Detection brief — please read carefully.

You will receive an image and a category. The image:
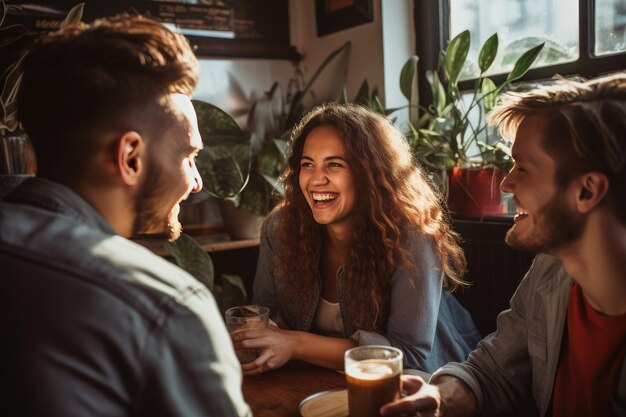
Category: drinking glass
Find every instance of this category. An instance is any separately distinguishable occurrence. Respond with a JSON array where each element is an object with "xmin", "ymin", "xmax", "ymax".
[
  {"xmin": 224, "ymin": 305, "xmax": 269, "ymax": 364},
  {"xmin": 344, "ymin": 345, "xmax": 403, "ymax": 417}
]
